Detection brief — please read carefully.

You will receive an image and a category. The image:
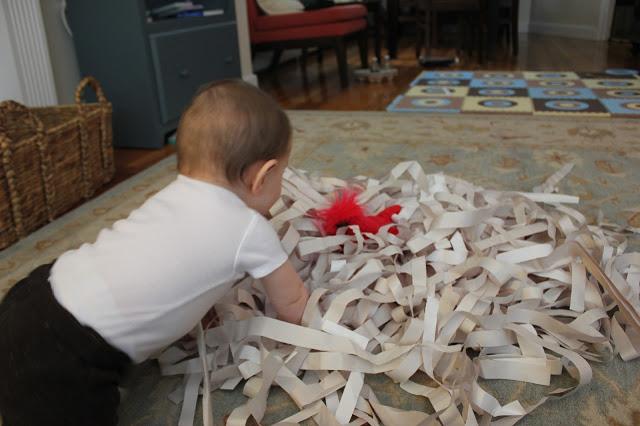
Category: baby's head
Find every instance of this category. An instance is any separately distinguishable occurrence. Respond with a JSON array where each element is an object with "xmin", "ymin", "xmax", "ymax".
[{"xmin": 177, "ymin": 80, "xmax": 291, "ymax": 215}]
